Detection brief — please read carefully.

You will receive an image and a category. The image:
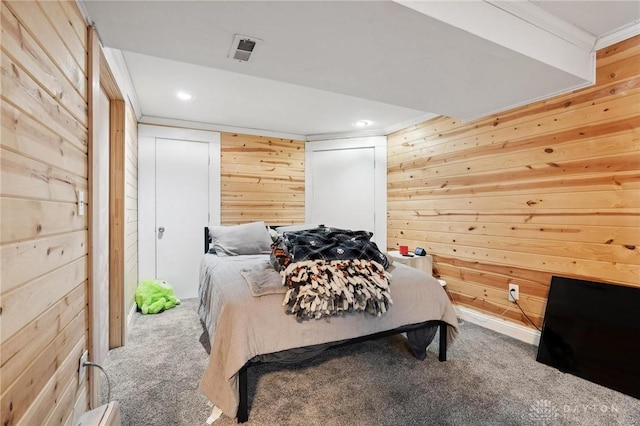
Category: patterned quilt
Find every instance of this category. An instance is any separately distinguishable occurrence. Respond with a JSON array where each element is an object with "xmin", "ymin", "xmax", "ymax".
[
  {"xmin": 271, "ymin": 227, "xmax": 392, "ymax": 320},
  {"xmin": 282, "ymin": 259, "xmax": 392, "ymax": 320}
]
